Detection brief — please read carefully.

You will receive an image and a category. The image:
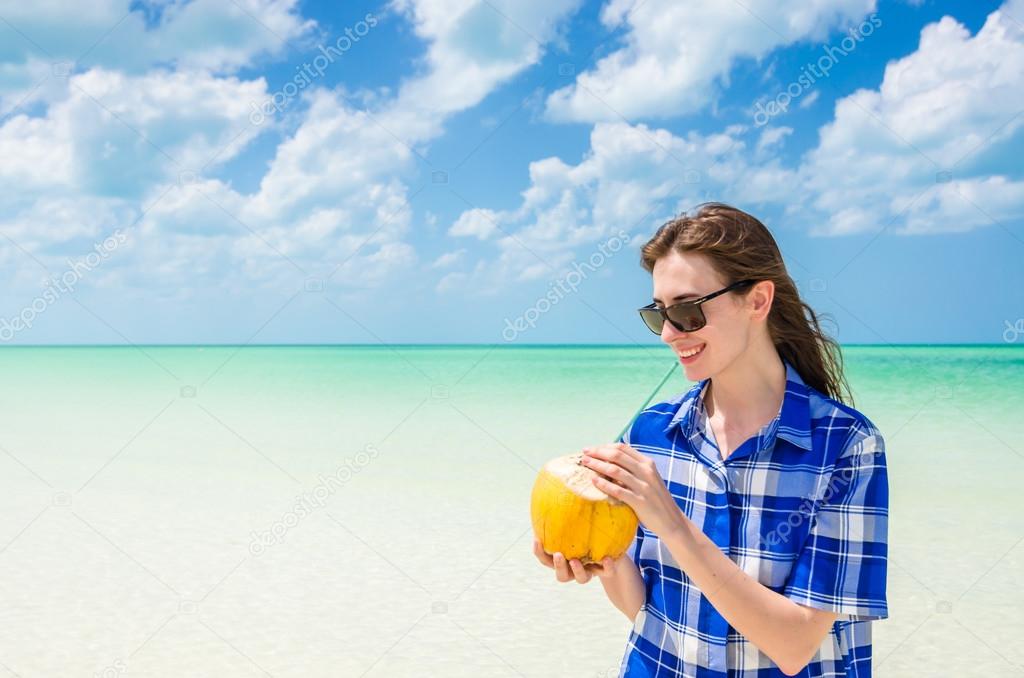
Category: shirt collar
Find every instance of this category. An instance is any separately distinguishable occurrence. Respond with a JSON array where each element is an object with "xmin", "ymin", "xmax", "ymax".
[{"xmin": 663, "ymin": 359, "xmax": 813, "ymax": 453}]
